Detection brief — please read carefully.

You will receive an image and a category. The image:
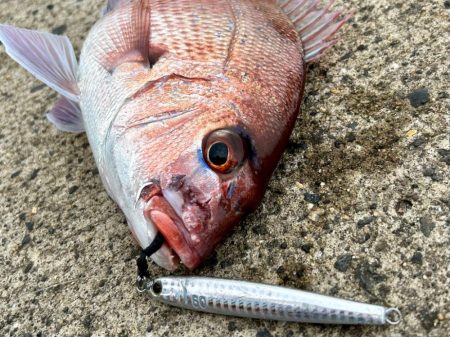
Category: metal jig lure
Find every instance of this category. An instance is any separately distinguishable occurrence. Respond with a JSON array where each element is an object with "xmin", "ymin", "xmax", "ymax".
[{"xmin": 137, "ymin": 276, "xmax": 402, "ymax": 325}]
